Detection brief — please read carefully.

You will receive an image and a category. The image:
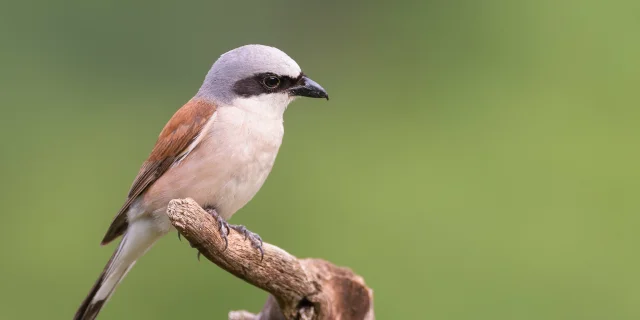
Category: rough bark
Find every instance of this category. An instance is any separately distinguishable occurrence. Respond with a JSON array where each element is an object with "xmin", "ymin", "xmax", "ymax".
[{"xmin": 166, "ymin": 198, "xmax": 374, "ymax": 320}]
